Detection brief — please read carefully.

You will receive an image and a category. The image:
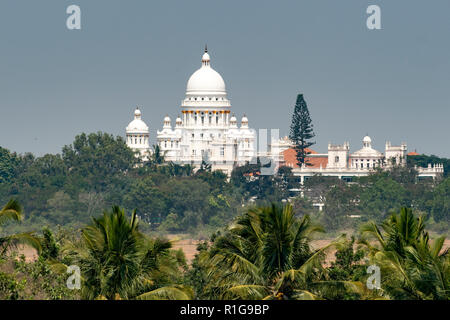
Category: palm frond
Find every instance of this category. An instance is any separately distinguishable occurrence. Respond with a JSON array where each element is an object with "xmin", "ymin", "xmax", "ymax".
[
  {"xmin": 137, "ymin": 286, "xmax": 194, "ymax": 300},
  {"xmin": 0, "ymin": 199, "xmax": 22, "ymax": 226}
]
